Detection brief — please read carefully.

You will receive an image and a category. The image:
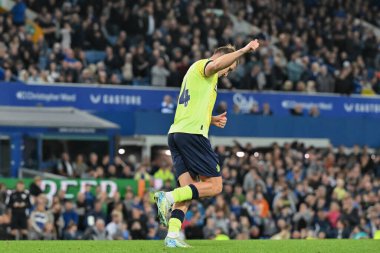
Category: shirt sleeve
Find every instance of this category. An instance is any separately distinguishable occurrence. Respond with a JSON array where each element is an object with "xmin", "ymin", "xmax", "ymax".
[{"xmin": 196, "ymin": 59, "xmax": 213, "ymax": 78}]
